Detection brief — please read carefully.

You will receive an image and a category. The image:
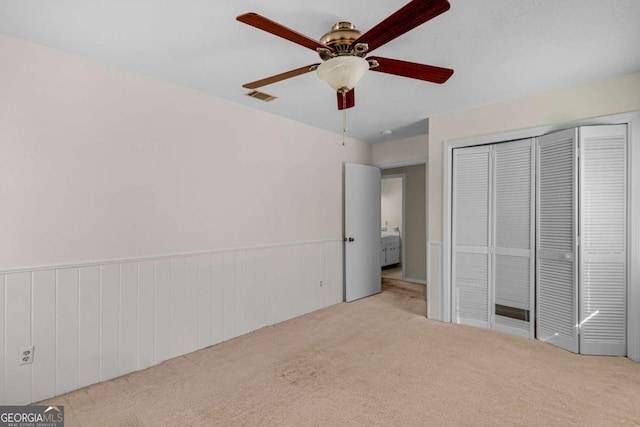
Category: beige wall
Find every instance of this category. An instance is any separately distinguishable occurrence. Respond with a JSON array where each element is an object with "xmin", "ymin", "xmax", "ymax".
[
  {"xmin": 428, "ymin": 71, "xmax": 640, "ymax": 242},
  {"xmin": 373, "ymin": 134, "xmax": 429, "ymax": 283},
  {"xmin": 381, "ymin": 177, "xmax": 403, "ymax": 233},
  {"xmin": 0, "ymin": 35, "xmax": 371, "ymax": 269},
  {"xmin": 372, "ymin": 135, "xmax": 427, "ymax": 166},
  {"xmin": 382, "ymin": 165, "xmax": 426, "ymax": 281}
]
